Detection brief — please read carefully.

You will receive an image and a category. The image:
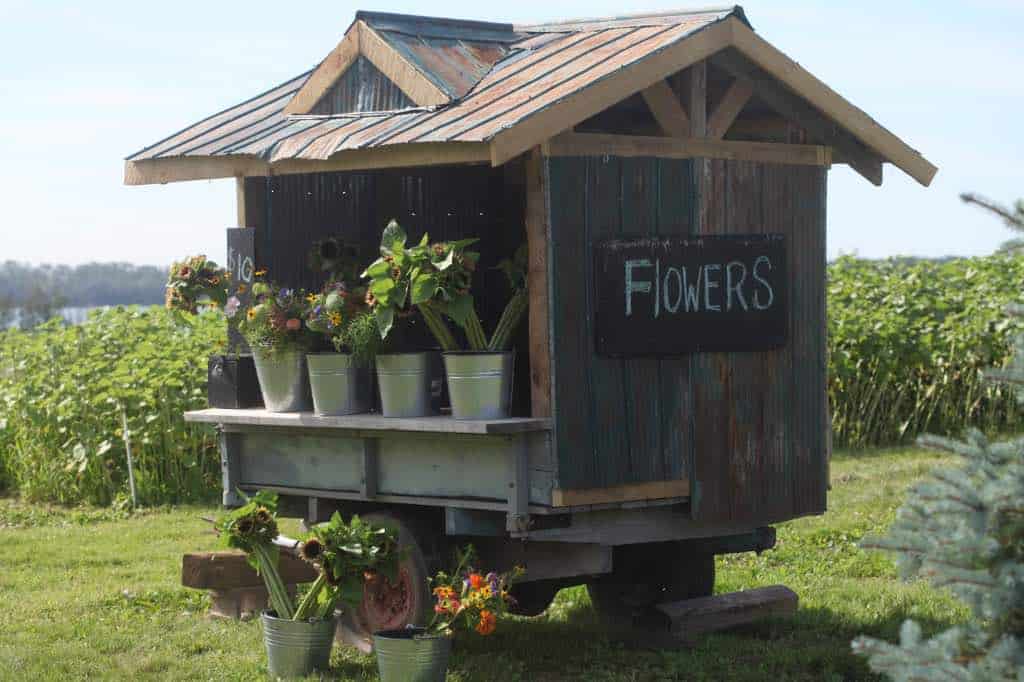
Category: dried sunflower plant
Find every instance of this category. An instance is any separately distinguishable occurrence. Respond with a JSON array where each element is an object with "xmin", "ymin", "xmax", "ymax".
[{"xmin": 214, "ymin": 491, "xmax": 400, "ymax": 622}]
